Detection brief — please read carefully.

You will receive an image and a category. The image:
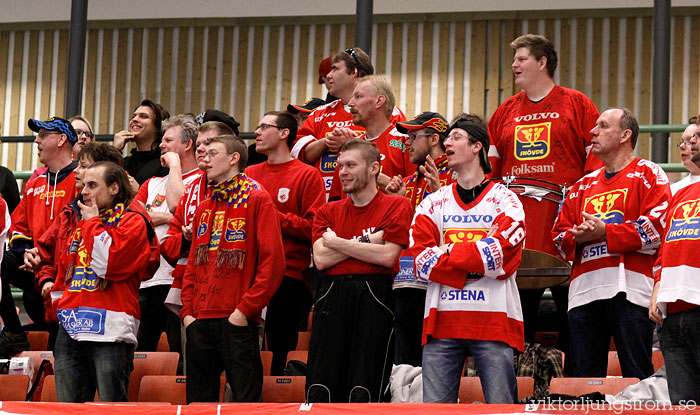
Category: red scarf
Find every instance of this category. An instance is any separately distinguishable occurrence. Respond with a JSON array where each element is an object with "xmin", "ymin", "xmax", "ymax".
[{"xmin": 193, "ymin": 173, "xmax": 253, "ymax": 270}]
